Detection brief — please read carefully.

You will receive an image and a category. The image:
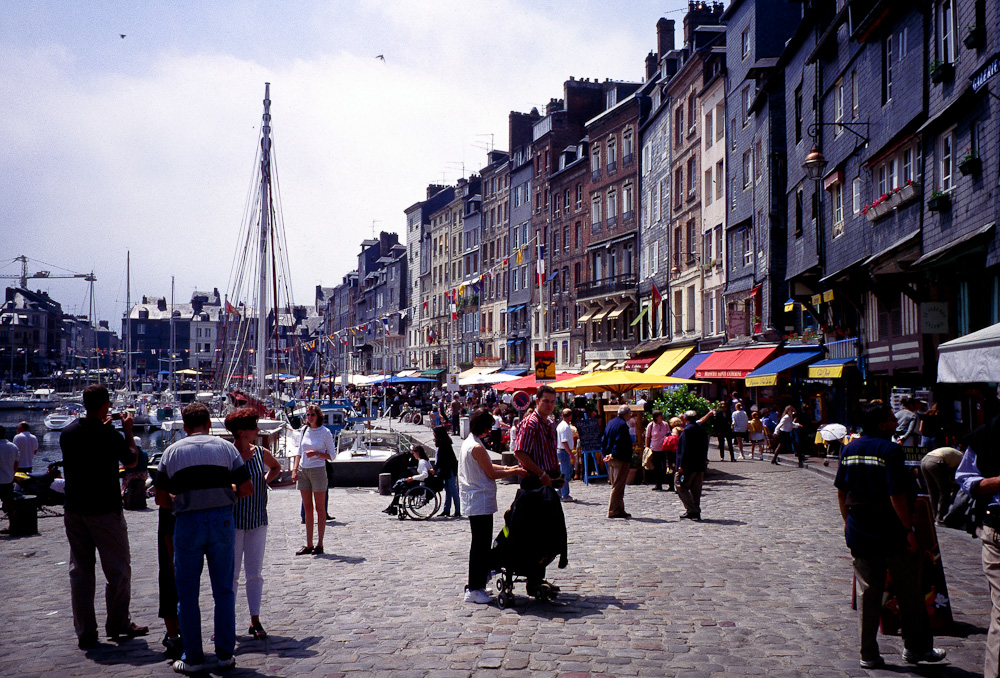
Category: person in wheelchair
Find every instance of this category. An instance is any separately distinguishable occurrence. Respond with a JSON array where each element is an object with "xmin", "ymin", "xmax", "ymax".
[{"xmin": 383, "ymin": 445, "xmax": 433, "ymax": 515}]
